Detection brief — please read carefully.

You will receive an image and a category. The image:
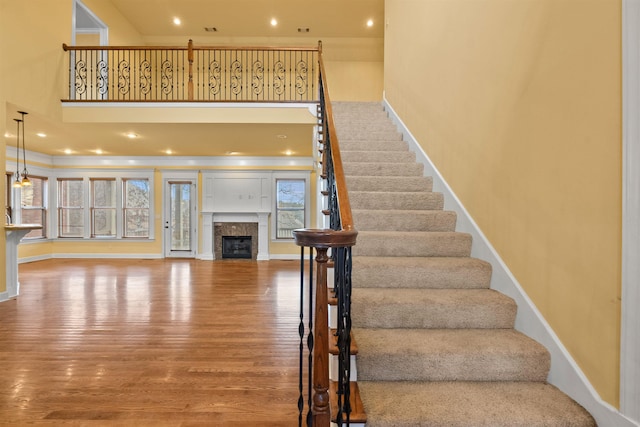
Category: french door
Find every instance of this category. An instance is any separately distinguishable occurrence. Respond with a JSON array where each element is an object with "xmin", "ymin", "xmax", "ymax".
[{"xmin": 164, "ymin": 178, "xmax": 197, "ymax": 258}]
